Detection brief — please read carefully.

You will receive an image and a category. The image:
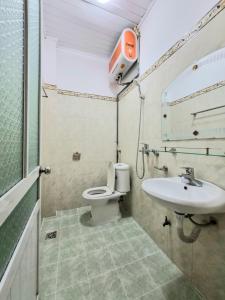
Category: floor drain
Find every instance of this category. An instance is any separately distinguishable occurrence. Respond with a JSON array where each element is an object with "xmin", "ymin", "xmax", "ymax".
[{"xmin": 45, "ymin": 231, "xmax": 57, "ymax": 240}]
